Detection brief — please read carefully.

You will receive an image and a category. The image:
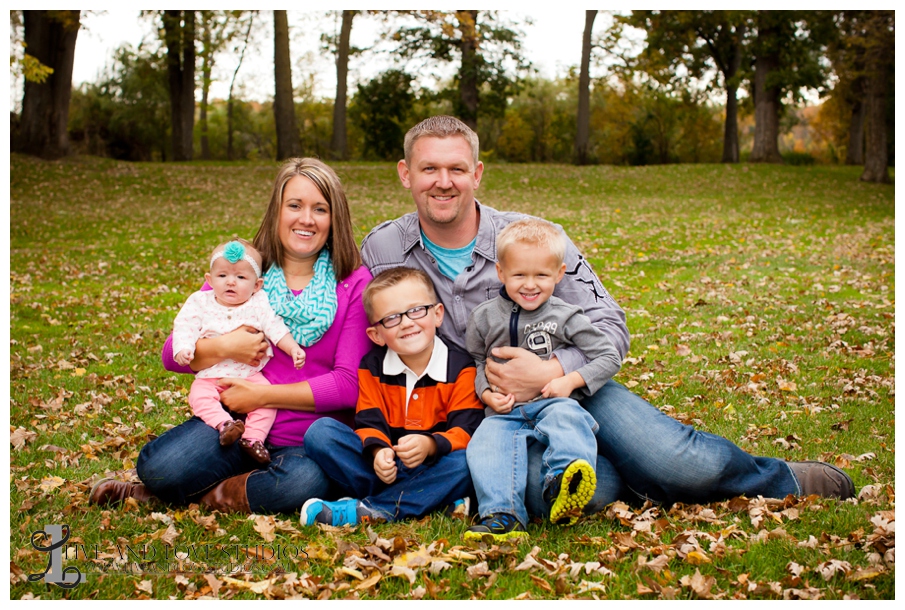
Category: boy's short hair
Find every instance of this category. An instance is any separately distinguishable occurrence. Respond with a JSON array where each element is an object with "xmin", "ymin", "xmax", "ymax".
[
  {"xmin": 363, "ymin": 267, "xmax": 439, "ymax": 323},
  {"xmin": 211, "ymin": 237, "xmax": 263, "ymax": 269},
  {"xmin": 496, "ymin": 218, "xmax": 566, "ymax": 266},
  {"xmin": 404, "ymin": 115, "xmax": 479, "ymax": 166}
]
